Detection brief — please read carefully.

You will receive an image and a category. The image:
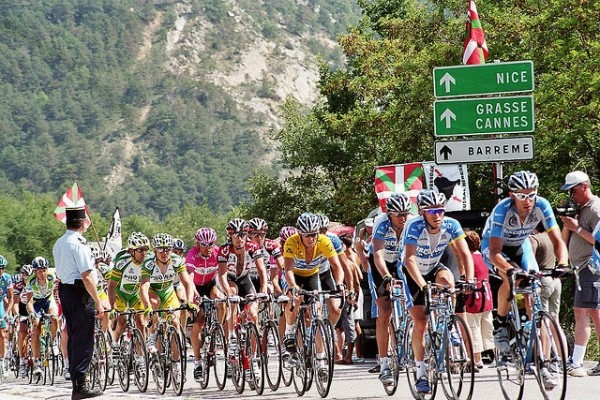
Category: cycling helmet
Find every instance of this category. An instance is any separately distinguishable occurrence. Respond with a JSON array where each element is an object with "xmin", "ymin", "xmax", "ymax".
[
  {"xmin": 248, "ymin": 217, "xmax": 269, "ymax": 232},
  {"xmin": 317, "ymin": 214, "xmax": 330, "ymax": 230},
  {"xmin": 296, "ymin": 212, "xmax": 320, "ymax": 234},
  {"xmin": 195, "ymin": 227, "xmax": 217, "ymax": 245},
  {"xmin": 173, "ymin": 238, "xmax": 187, "ymax": 251},
  {"xmin": 0, "ymin": 255, "xmax": 7, "ymax": 268},
  {"xmin": 32, "ymin": 256, "xmax": 50, "ymax": 270},
  {"xmin": 226, "ymin": 218, "xmax": 249, "ymax": 235},
  {"xmin": 152, "ymin": 233, "xmax": 173, "ymax": 248},
  {"xmin": 128, "ymin": 231, "xmax": 150, "ymax": 250},
  {"xmin": 386, "ymin": 193, "xmax": 412, "ymax": 213},
  {"xmin": 508, "ymin": 170, "xmax": 539, "ymax": 192},
  {"xmin": 416, "ymin": 189, "xmax": 447, "ymax": 209},
  {"xmin": 21, "ymin": 264, "xmax": 33, "ymax": 276},
  {"xmin": 279, "ymin": 226, "xmax": 297, "ymax": 242}
]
